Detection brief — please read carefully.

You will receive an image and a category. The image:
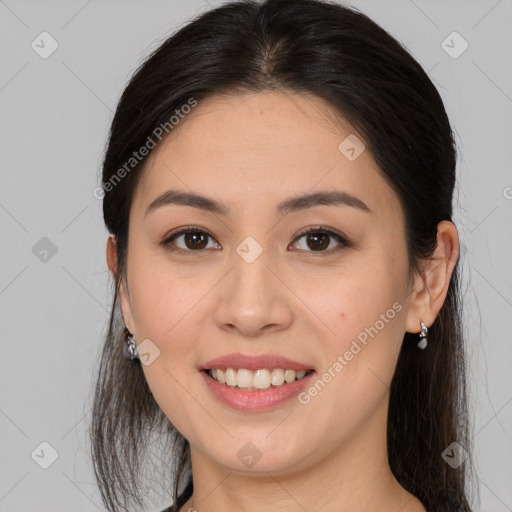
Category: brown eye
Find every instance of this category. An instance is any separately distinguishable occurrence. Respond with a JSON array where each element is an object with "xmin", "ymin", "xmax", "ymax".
[
  {"xmin": 181, "ymin": 231, "xmax": 209, "ymax": 250},
  {"xmin": 161, "ymin": 228, "xmax": 219, "ymax": 255},
  {"xmin": 304, "ymin": 232, "xmax": 330, "ymax": 251},
  {"xmin": 160, "ymin": 225, "xmax": 351, "ymax": 256},
  {"xmin": 291, "ymin": 227, "xmax": 351, "ymax": 253}
]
